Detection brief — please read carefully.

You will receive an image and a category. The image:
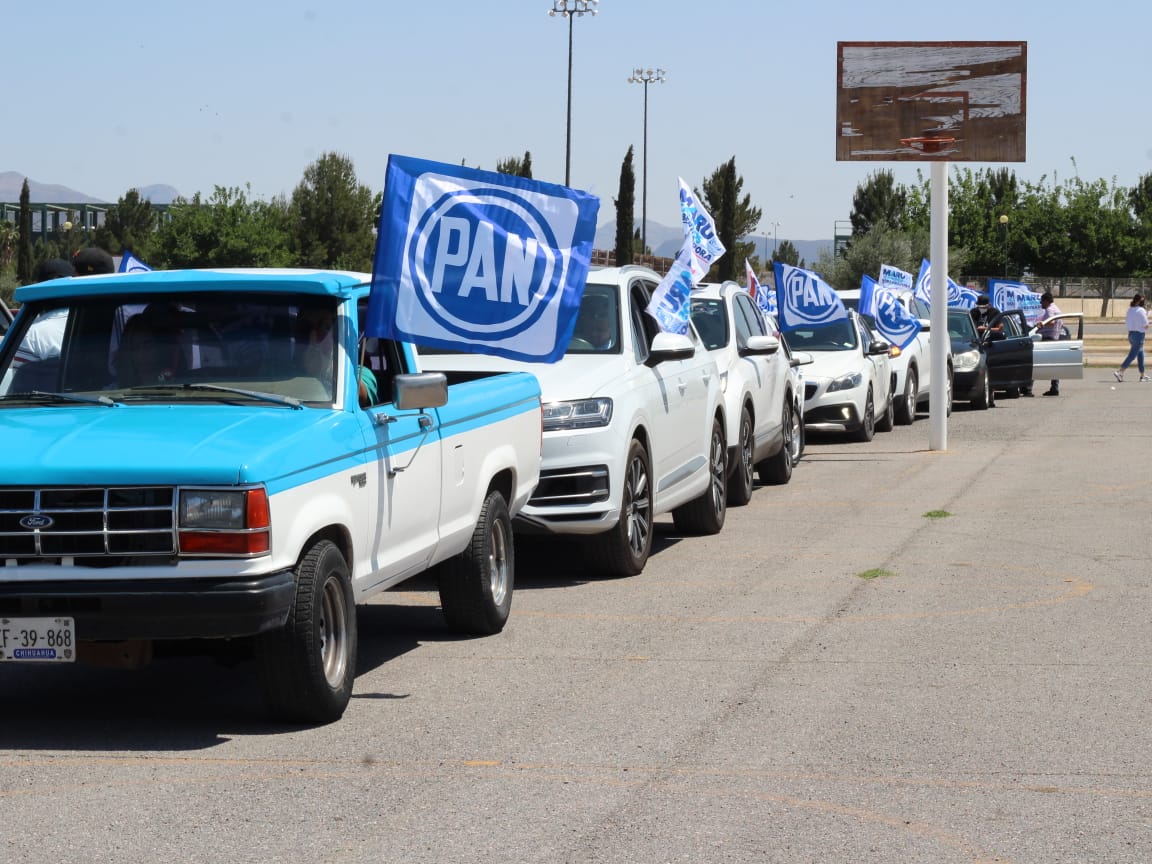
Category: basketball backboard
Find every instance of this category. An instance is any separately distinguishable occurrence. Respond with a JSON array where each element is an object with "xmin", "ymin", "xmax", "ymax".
[{"xmin": 836, "ymin": 41, "xmax": 1027, "ymax": 162}]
